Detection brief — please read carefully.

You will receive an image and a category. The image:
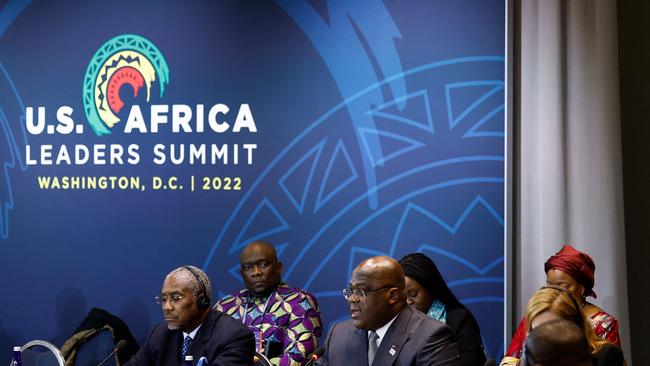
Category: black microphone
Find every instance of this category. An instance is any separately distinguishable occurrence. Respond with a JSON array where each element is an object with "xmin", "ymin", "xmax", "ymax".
[
  {"xmin": 96, "ymin": 339, "xmax": 127, "ymax": 366},
  {"xmin": 304, "ymin": 347, "xmax": 325, "ymax": 366}
]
